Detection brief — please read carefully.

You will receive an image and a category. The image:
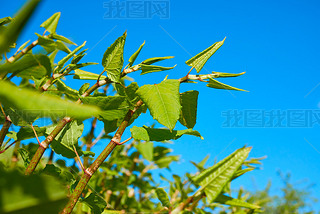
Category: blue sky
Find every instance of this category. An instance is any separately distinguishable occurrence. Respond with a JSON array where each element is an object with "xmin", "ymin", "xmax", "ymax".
[{"xmin": 2, "ymin": 0, "xmax": 320, "ymax": 210}]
